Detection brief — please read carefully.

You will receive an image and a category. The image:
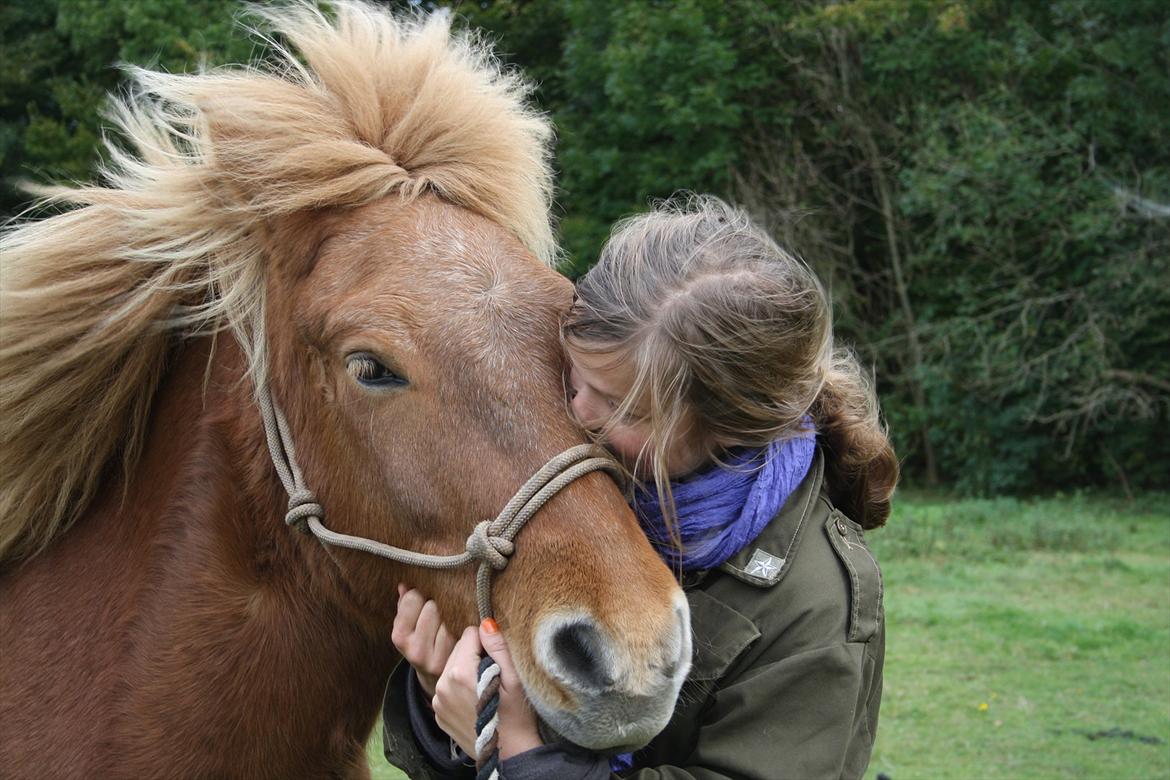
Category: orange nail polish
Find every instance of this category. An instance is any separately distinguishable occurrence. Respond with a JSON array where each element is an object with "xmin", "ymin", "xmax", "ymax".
[{"xmin": 481, "ymin": 617, "xmax": 499, "ymax": 634}]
